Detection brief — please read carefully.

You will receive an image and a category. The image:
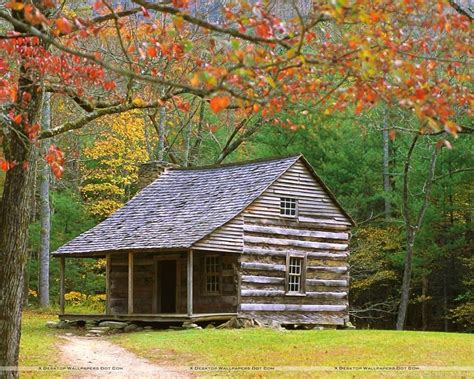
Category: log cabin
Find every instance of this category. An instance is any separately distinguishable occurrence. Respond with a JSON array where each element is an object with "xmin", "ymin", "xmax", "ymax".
[{"xmin": 53, "ymin": 155, "xmax": 354, "ymax": 326}]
